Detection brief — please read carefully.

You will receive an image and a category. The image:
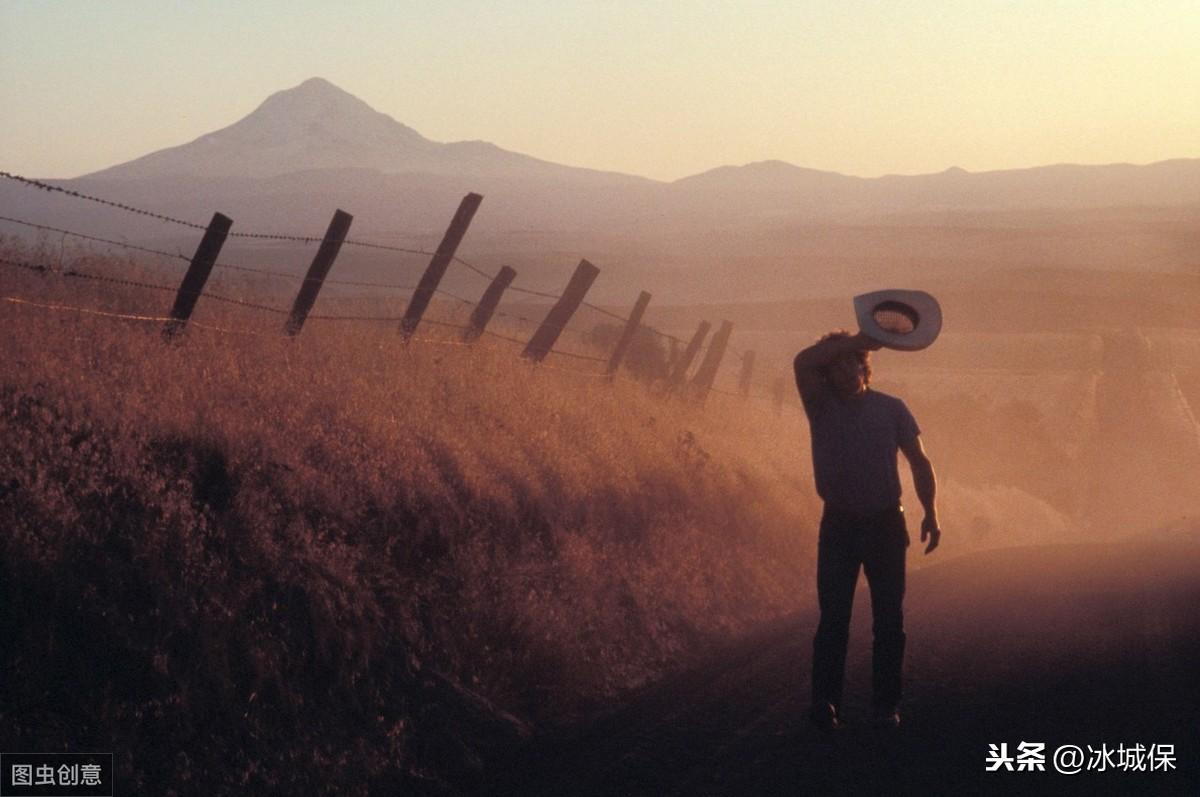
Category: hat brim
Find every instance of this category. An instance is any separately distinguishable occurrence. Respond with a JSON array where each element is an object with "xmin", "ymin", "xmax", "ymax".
[{"xmin": 853, "ymin": 289, "xmax": 942, "ymax": 351}]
